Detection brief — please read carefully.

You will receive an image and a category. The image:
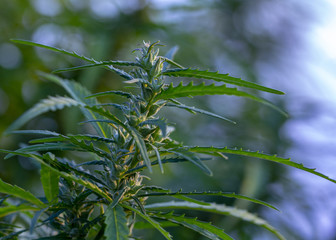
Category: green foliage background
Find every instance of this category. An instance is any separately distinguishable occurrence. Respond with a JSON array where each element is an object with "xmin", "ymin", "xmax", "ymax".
[{"xmin": 0, "ymin": 1, "xmax": 332, "ymax": 239}]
